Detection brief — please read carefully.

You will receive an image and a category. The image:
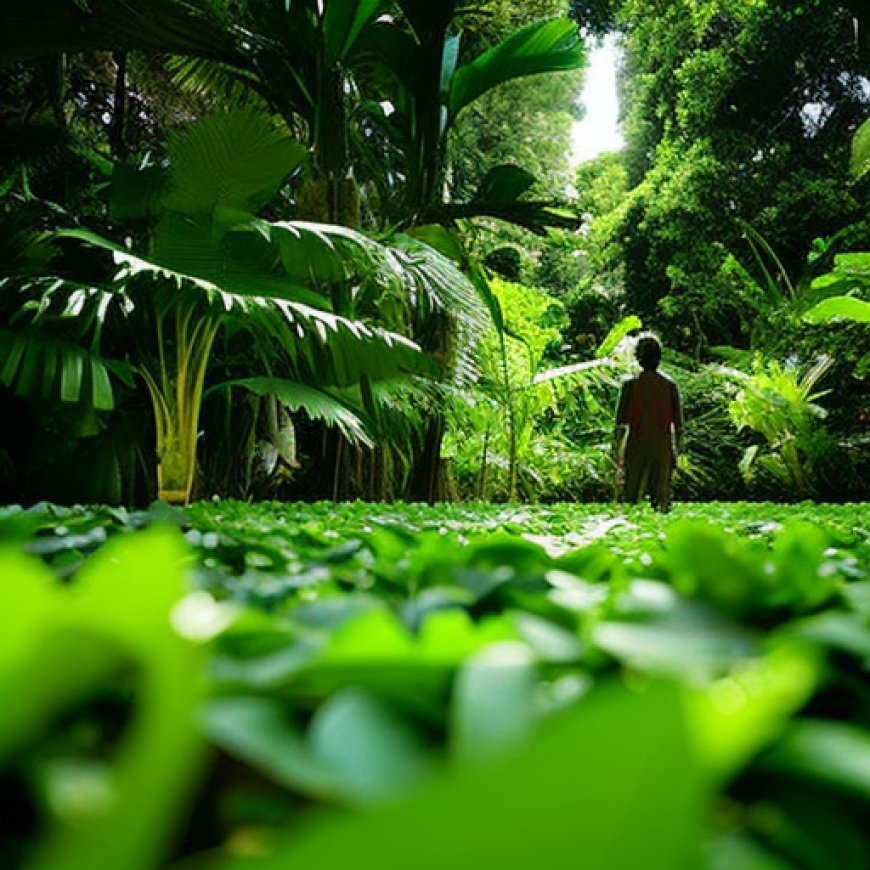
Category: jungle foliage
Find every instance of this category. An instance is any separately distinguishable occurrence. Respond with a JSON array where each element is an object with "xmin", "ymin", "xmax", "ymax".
[
  {"xmin": 1, "ymin": 498, "xmax": 869, "ymax": 868},
  {"xmin": 1, "ymin": 0, "xmax": 869, "ymax": 506}
]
